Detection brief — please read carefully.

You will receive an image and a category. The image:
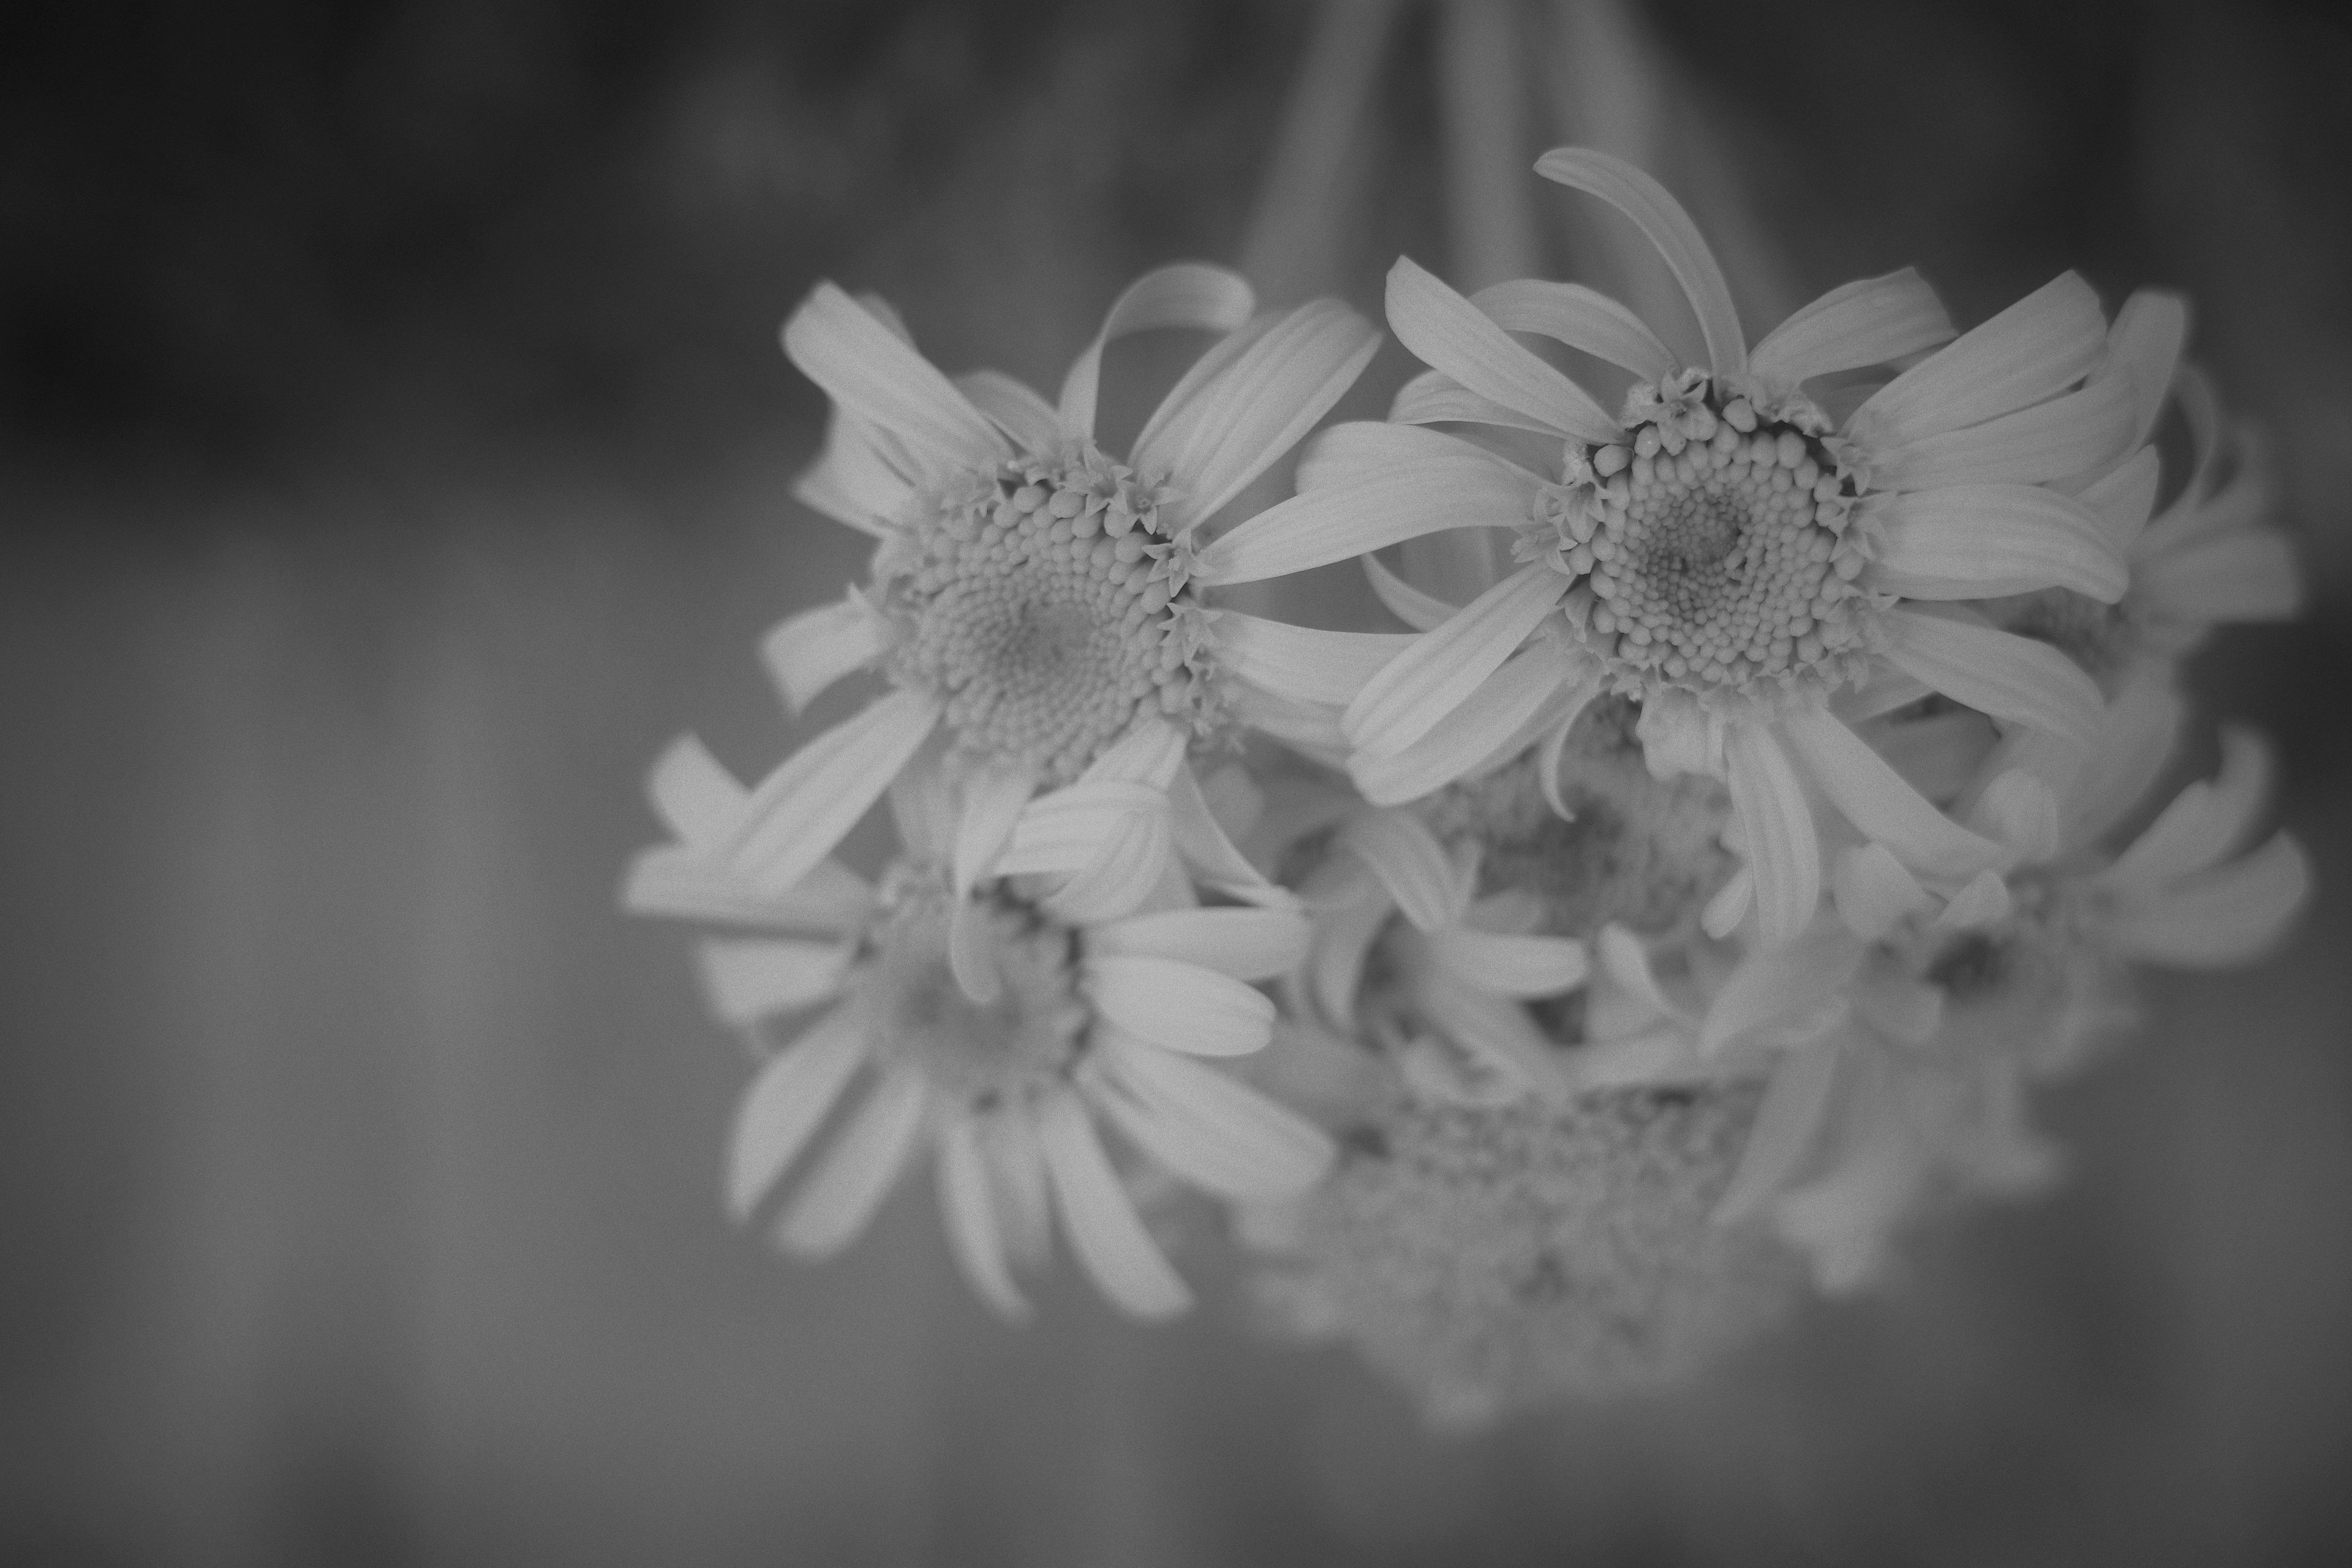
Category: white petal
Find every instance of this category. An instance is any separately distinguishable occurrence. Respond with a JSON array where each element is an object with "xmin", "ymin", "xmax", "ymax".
[
  {"xmin": 956, "ymin": 369, "xmax": 1063, "ymax": 453},
  {"xmin": 698, "ymin": 937, "xmax": 857, "ymax": 1027},
  {"xmin": 1724, "ymin": 720, "xmax": 1822, "ymax": 949},
  {"xmin": 2207, "ymin": 726, "xmax": 2278, "ymax": 863},
  {"xmin": 1832, "ymin": 668, "xmax": 1935, "ymax": 726},
  {"xmin": 1882, "ymin": 606, "xmax": 2101, "ymax": 741},
  {"xmin": 1166, "ymin": 761, "xmax": 1288, "ymax": 907},
  {"xmin": 1596, "ymin": 924, "xmax": 1678, "ymax": 1021},
  {"xmin": 1934, "ymin": 868, "xmax": 2015, "ymax": 930},
  {"xmin": 998, "ymin": 780, "xmax": 1168, "ymax": 878},
  {"xmin": 1470, "ymin": 277, "xmax": 1678, "ymax": 382},
  {"xmin": 2079, "ymin": 445, "xmax": 2161, "ymax": 553},
  {"xmin": 780, "ymin": 282, "xmax": 1006, "ymax": 480},
  {"xmin": 1712, "ymin": 1040, "xmax": 1844, "ymax": 1223},
  {"xmin": 1191, "ymin": 445, "xmax": 1531, "ymax": 587},
  {"xmin": 1058, "ymin": 262, "xmax": 1256, "ymax": 439},
  {"xmin": 953, "ymin": 764, "xmax": 1038, "ymax": 897},
  {"xmin": 760, "ymin": 597, "xmax": 889, "ymax": 716},
  {"xmin": 1227, "ymin": 684, "xmax": 1351, "ymax": 760},
  {"xmin": 1136, "ymin": 298, "xmax": 1382, "ymax": 532},
  {"xmin": 1866, "ymin": 484, "xmax": 2127, "ymax": 603},
  {"xmin": 646, "ymin": 733, "xmax": 749, "ymax": 846},
  {"xmin": 1700, "ymin": 930, "xmax": 1861, "ymax": 1056},
  {"xmin": 1870, "ymin": 372, "xmax": 2135, "ymax": 492},
  {"xmin": 1964, "ymin": 769, "xmax": 2060, "ymax": 864},
  {"xmin": 1747, "ymin": 269, "xmax": 1955, "ymax": 393},
  {"xmin": 1343, "ymin": 565, "xmax": 1566, "ymax": 757},
  {"xmin": 1091, "ymin": 907, "xmax": 1311, "ymax": 980},
  {"xmin": 1296, "ymin": 418, "xmax": 1538, "ymax": 489},
  {"xmin": 731, "ymin": 691, "xmax": 943, "ymax": 892},
  {"xmin": 982, "ymin": 1102, "xmax": 1052, "ymax": 1267},
  {"xmin": 2065, "ymin": 674, "xmax": 2182, "ymax": 850},
  {"xmin": 1087, "ymin": 956, "xmax": 1275, "ymax": 1057},
  {"xmin": 1779, "ymin": 709, "xmax": 2006, "ymax": 879},
  {"xmin": 1829, "ymin": 843, "xmax": 1932, "ymax": 941},
  {"xmin": 1036, "ymin": 1093, "xmax": 1193, "ymax": 1318},
  {"xmin": 936, "ymin": 1118, "xmax": 1030, "ymax": 1321},
  {"xmin": 1849, "ymin": 271, "xmax": 2106, "ymax": 447},
  {"xmin": 885, "ymin": 756, "xmax": 958, "ymax": 861},
  {"xmin": 793, "ymin": 407, "xmax": 914, "ymax": 534},
  {"xmin": 2136, "ymin": 530, "xmax": 2303, "ymax": 624},
  {"xmin": 1412, "ymin": 976, "xmax": 1566, "ymax": 1090},
  {"xmin": 1337, "ymin": 807, "xmax": 1468, "ymax": 931},
  {"xmin": 2106, "ymin": 288, "xmax": 2189, "ymax": 453},
  {"xmin": 724, "ymin": 1005, "xmax": 869, "ymax": 1219},
  {"xmin": 1349, "ymin": 644, "xmax": 1590, "ymax": 805},
  {"xmin": 1212, "ymin": 612, "xmax": 1417, "ymax": 708},
  {"xmin": 1037, "ymin": 804, "xmax": 1175, "ymax": 927},
  {"xmin": 1701, "ymin": 868, "xmax": 1752, "ymax": 940},
  {"xmin": 1866, "ymin": 709, "xmax": 2000, "ymax": 804},
  {"xmin": 620, "ymin": 846, "xmax": 872, "ymax": 932},
  {"xmin": 1534, "ymin": 147, "xmax": 1746, "ymax": 380},
  {"xmin": 1383, "ymin": 256, "xmax": 1619, "ymax": 443},
  {"xmin": 1423, "ymin": 927, "xmax": 1588, "ymax": 998},
  {"xmin": 772, "ymin": 1069, "xmax": 929, "ymax": 1257},
  {"xmin": 1093, "ymin": 1037, "xmax": 1335, "ymax": 1199},
  {"xmin": 1363, "ymin": 550, "xmax": 1463, "ymax": 631},
  {"xmin": 1306, "ymin": 873, "xmax": 1392, "ymax": 1027},
  {"xmin": 2108, "ymin": 834, "xmax": 2310, "ymax": 969},
  {"xmin": 1388, "ymin": 369, "xmax": 1564, "ymax": 435},
  {"xmin": 1076, "ymin": 717, "xmax": 1189, "ymax": 789}
]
